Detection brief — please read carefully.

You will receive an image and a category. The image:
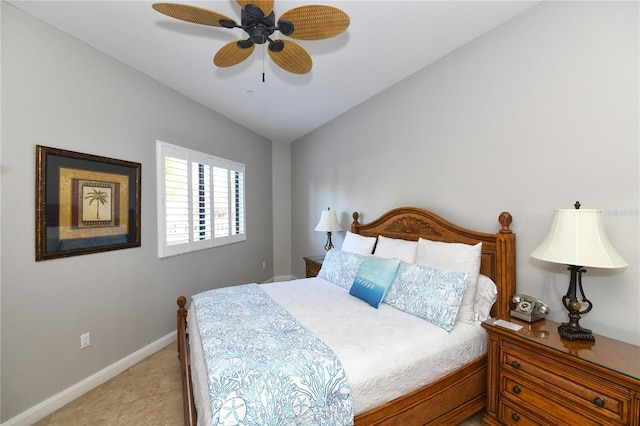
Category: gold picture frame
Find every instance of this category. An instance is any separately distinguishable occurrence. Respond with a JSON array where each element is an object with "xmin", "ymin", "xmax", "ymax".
[{"xmin": 36, "ymin": 145, "xmax": 141, "ymax": 260}]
